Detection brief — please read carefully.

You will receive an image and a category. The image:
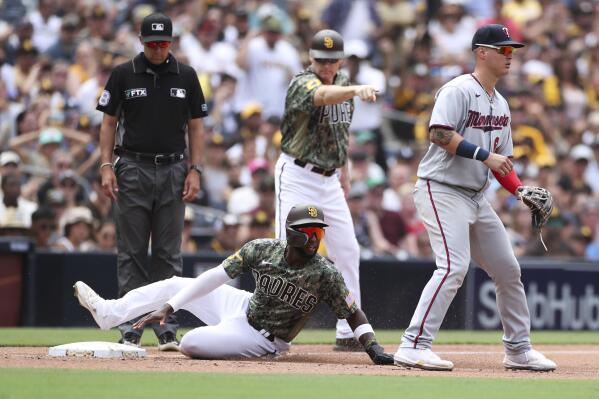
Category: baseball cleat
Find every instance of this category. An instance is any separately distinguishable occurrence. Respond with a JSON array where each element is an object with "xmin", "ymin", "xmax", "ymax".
[
  {"xmin": 393, "ymin": 347, "xmax": 454, "ymax": 371},
  {"xmin": 119, "ymin": 333, "xmax": 141, "ymax": 348},
  {"xmin": 157, "ymin": 332, "xmax": 180, "ymax": 352},
  {"xmin": 503, "ymin": 349, "xmax": 556, "ymax": 371},
  {"xmin": 73, "ymin": 281, "xmax": 109, "ymax": 330}
]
